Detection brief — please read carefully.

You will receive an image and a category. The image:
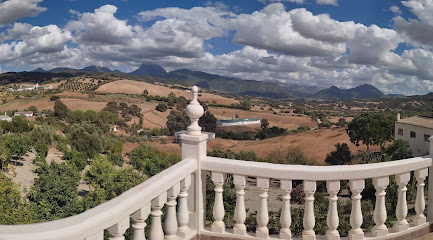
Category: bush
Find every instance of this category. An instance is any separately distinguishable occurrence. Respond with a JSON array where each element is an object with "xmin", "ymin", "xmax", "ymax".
[
  {"xmin": 107, "ymin": 153, "xmax": 124, "ymax": 166},
  {"xmin": 325, "ymin": 143, "xmax": 352, "ymax": 165},
  {"xmin": 155, "ymin": 103, "xmax": 168, "ymax": 112}
]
